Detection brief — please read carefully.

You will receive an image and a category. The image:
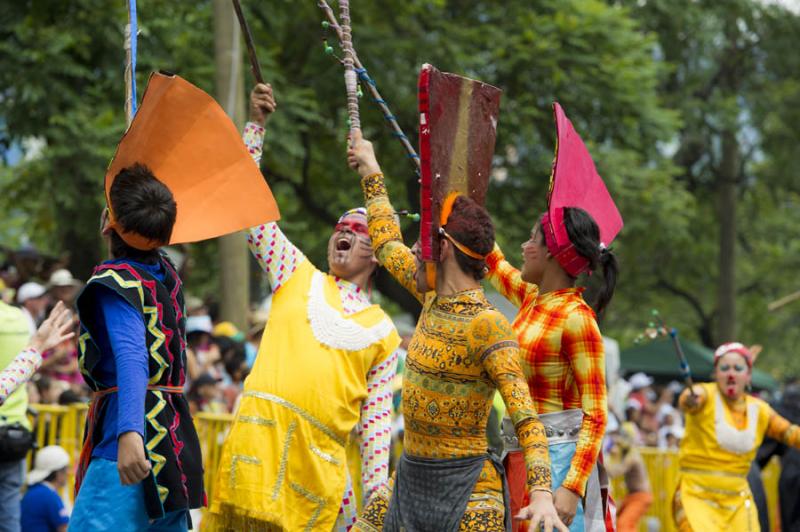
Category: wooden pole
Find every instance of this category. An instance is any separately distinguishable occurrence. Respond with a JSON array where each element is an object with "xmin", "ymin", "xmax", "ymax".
[
  {"xmin": 214, "ymin": 0, "xmax": 249, "ymax": 331},
  {"xmin": 231, "ymin": 0, "xmax": 264, "ymax": 84}
]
